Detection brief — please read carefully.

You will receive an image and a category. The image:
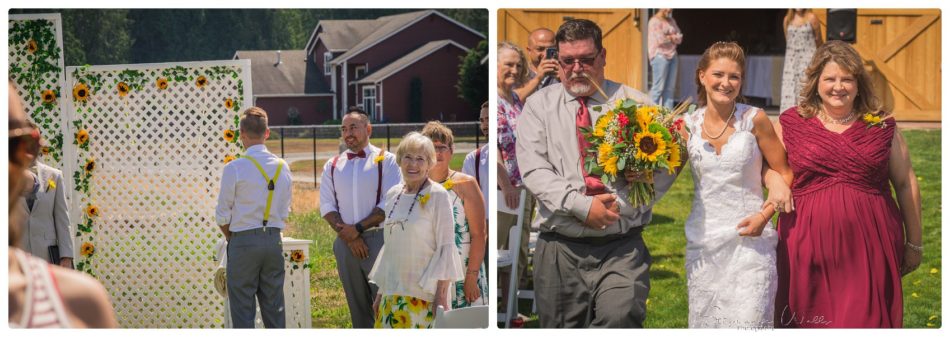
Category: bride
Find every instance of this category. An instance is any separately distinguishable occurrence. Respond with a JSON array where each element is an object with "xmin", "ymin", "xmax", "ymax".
[{"xmin": 680, "ymin": 42, "xmax": 793, "ymax": 328}]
